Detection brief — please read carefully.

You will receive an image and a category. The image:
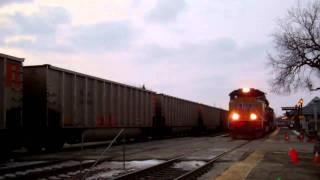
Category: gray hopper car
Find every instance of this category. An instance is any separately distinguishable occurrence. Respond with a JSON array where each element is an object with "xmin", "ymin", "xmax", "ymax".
[
  {"xmin": 154, "ymin": 94, "xmax": 227, "ymax": 134},
  {"xmin": 0, "ymin": 54, "xmax": 24, "ymax": 153},
  {"xmin": 0, "ymin": 53, "xmax": 228, "ymax": 152},
  {"xmin": 200, "ymin": 104, "xmax": 224, "ymax": 131},
  {"xmin": 156, "ymin": 94, "xmax": 203, "ymax": 134},
  {"xmin": 22, "ymin": 64, "xmax": 227, "ymax": 151},
  {"xmin": 155, "ymin": 94, "xmax": 199, "ymax": 134},
  {"xmin": 23, "ymin": 64, "xmax": 157, "ymax": 150}
]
